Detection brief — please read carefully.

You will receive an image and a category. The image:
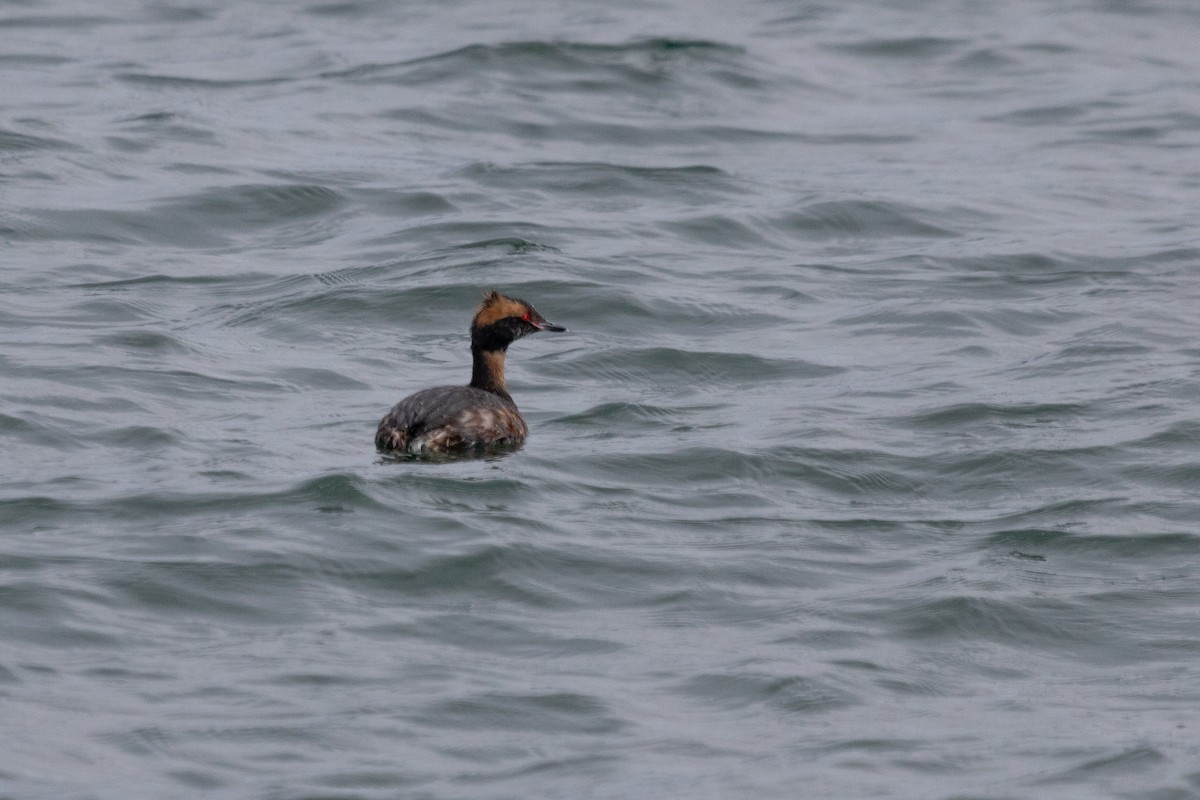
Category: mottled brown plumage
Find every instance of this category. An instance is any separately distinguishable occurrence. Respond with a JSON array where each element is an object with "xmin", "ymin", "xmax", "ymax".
[{"xmin": 376, "ymin": 291, "xmax": 565, "ymax": 454}]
